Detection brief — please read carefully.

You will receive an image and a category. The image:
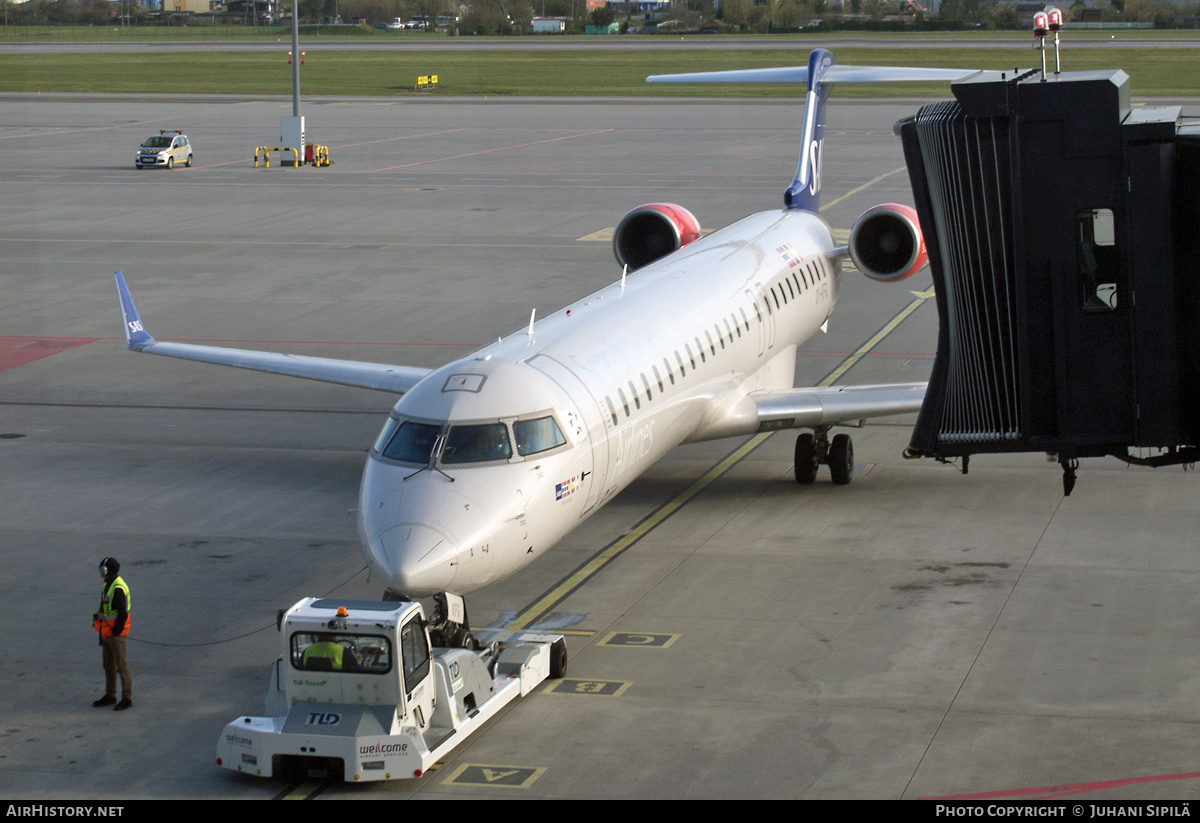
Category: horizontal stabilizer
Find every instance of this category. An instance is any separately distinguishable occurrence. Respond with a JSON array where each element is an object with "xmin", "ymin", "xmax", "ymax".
[
  {"xmin": 648, "ymin": 65, "xmax": 977, "ymax": 86},
  {"xmin": 114, "ymin": 271, "xmax": 431, "ymax": 395}
]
